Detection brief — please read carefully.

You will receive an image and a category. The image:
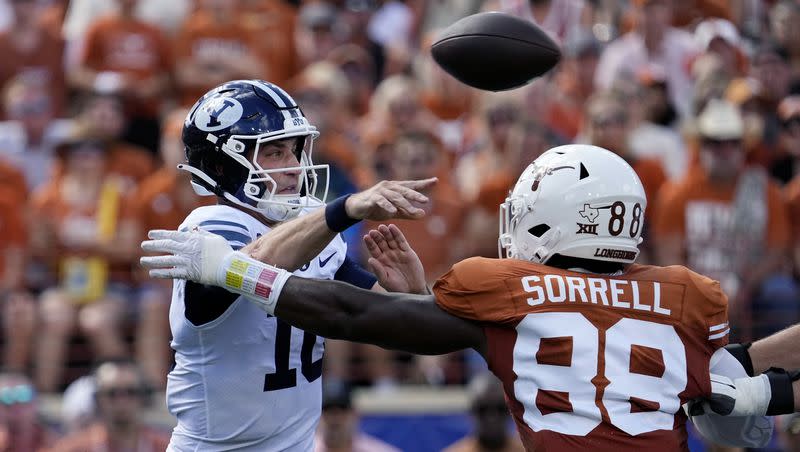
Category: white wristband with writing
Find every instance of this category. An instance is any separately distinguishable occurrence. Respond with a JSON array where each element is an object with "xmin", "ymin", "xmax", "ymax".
[{"xmin": 218, "ymin": 251, "xmax": 291, "ymax": 315}]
